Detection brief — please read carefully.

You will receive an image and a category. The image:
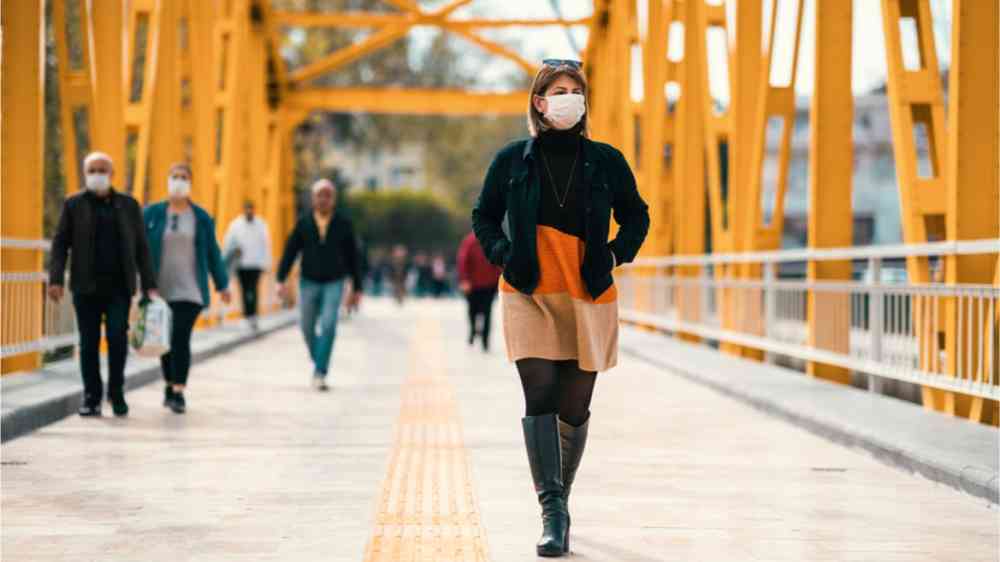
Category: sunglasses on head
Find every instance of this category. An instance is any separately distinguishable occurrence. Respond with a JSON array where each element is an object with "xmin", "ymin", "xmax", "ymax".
[{"xmin": 542, "ymin": 59, "xmax": 583, "ymax": 70}]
